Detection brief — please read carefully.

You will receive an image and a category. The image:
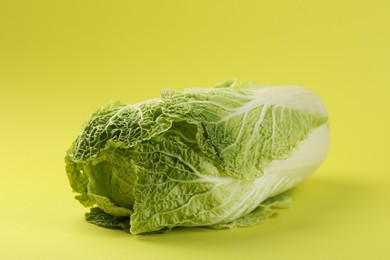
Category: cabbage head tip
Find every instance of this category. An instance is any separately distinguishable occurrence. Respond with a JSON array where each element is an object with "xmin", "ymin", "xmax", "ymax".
[{"xmin": 65, "ymin": 79, "xmax": 329, "ymax": 234}]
